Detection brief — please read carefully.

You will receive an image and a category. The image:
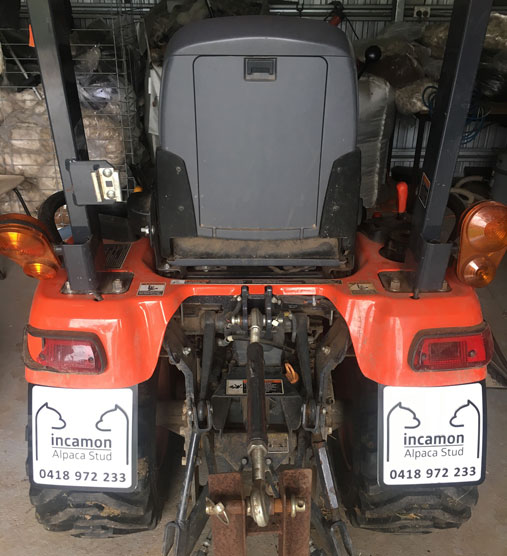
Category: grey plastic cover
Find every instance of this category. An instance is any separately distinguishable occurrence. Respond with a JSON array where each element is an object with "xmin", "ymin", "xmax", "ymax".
[{"xmin": 159, "ymin": 16, "xmax": 358, "ymax": 240}]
